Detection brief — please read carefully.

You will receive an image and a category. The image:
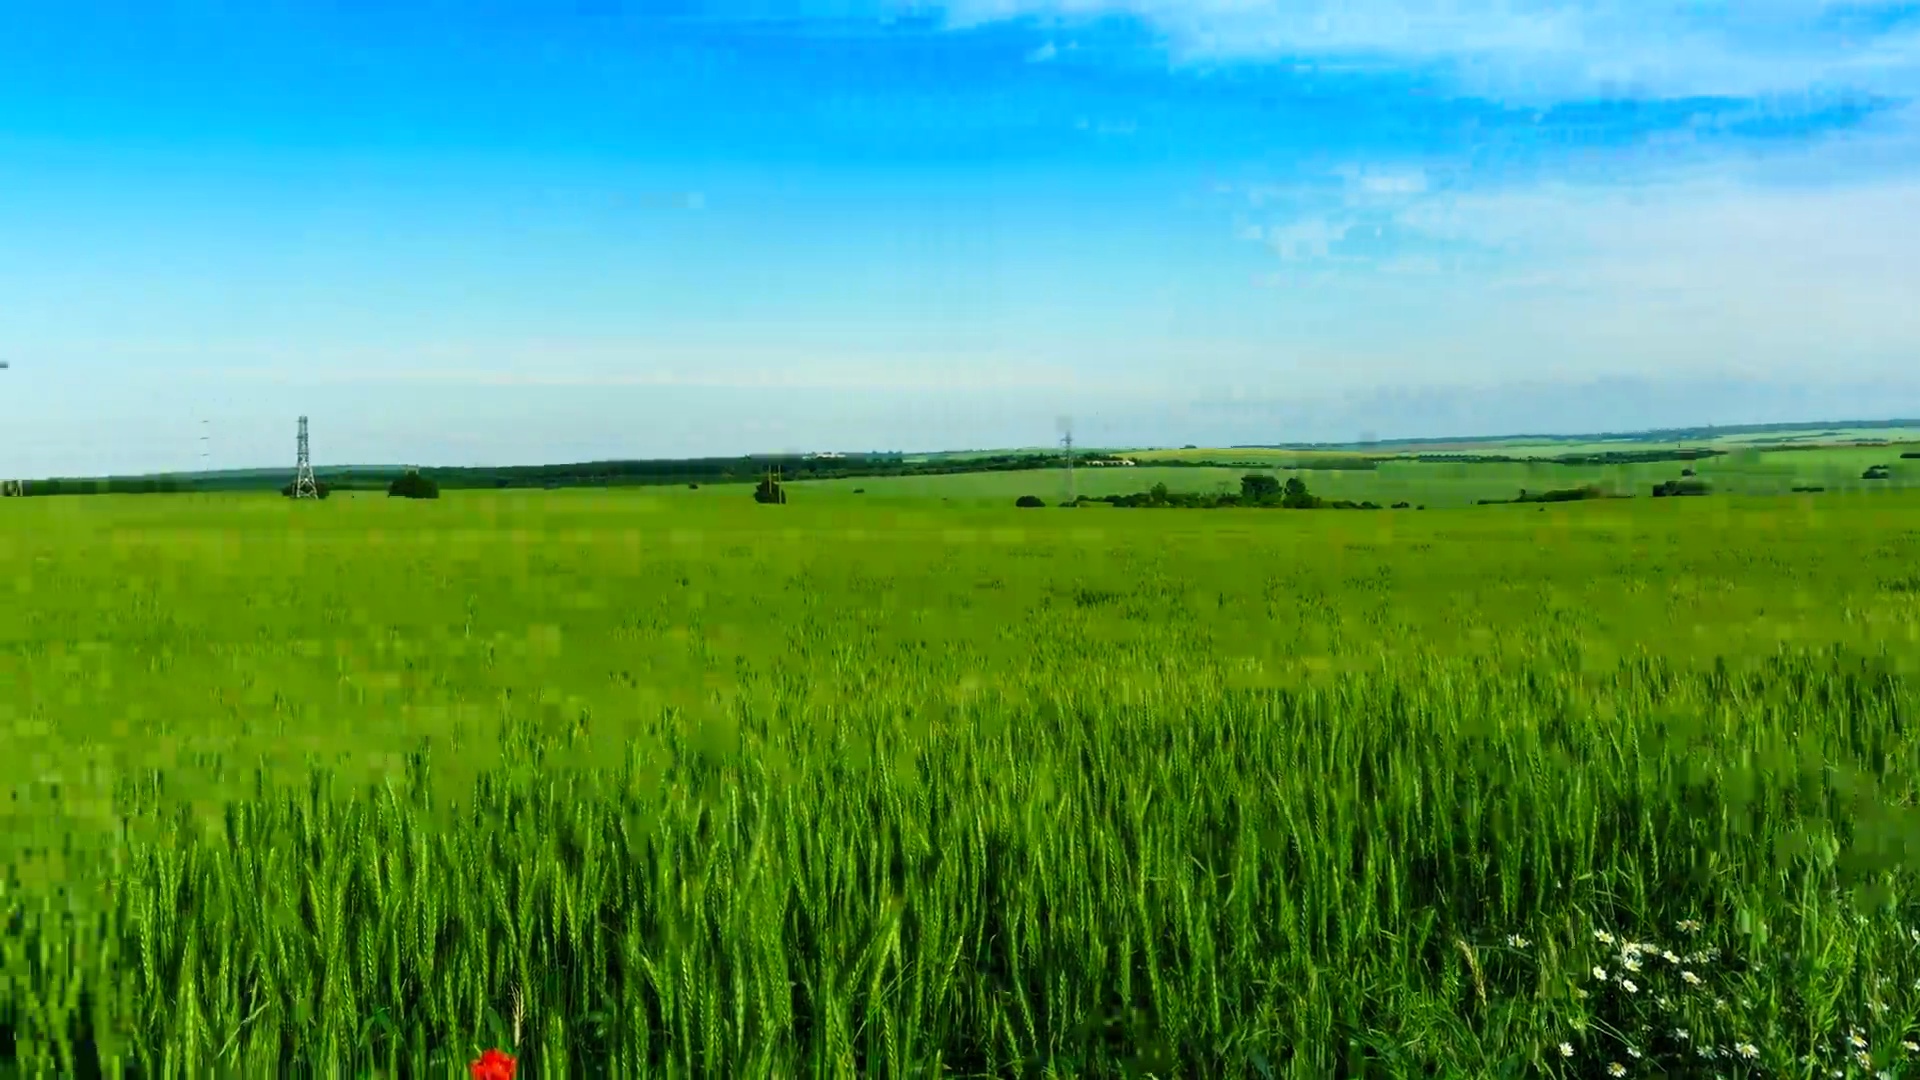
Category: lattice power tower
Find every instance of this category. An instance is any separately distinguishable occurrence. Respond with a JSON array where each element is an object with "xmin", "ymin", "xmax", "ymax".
[{"xmin": 292, "ymin": 415, "xmax": 319, "ymax": 499}]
